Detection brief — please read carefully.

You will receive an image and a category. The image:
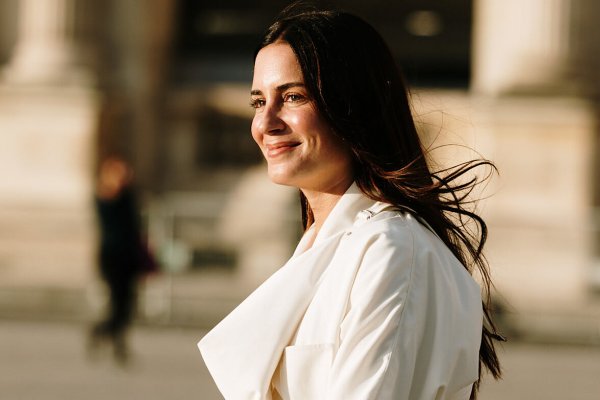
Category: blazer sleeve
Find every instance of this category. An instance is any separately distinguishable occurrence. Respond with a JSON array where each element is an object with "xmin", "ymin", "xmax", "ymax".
[{"xmin": 326, "ymin": 224, "xmax": 480, "ymax": 400}]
